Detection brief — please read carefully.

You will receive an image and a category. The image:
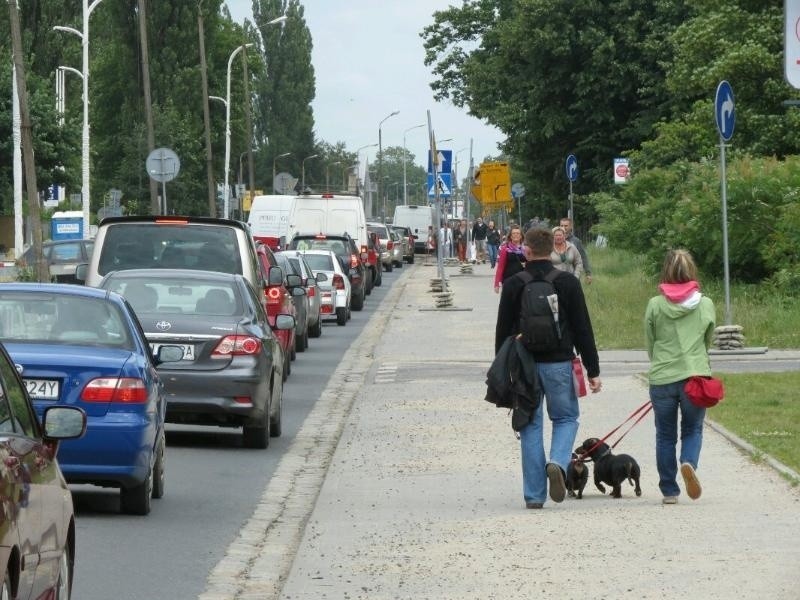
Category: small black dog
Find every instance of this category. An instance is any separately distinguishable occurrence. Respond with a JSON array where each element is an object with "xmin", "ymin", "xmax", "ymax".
[
  {"xmin": 566, "ymin": 453, "xmax": 589, "ymax": 499},
  {"xmin": 575, "ymin": 438, "xmax": 642, "ymax": 499}
]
